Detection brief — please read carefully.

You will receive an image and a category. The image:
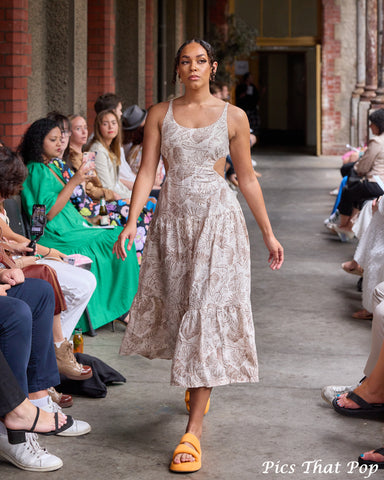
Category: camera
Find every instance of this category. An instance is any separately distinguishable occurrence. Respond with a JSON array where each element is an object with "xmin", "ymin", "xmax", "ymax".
[{"xmin": 26, "ymin": 204, "xmax": 46, "ymax": 256}]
